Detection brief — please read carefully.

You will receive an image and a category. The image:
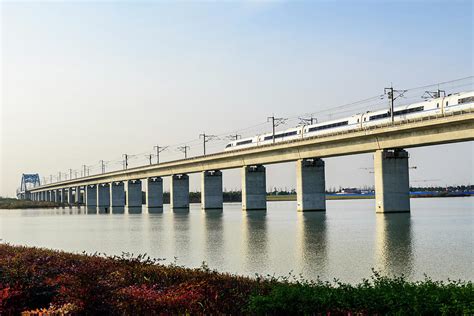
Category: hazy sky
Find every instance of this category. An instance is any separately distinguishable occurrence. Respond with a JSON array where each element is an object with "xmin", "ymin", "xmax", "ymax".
[{"xmin": 1, "ymin": 1, "xmax": 473, "ymax": 197}]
